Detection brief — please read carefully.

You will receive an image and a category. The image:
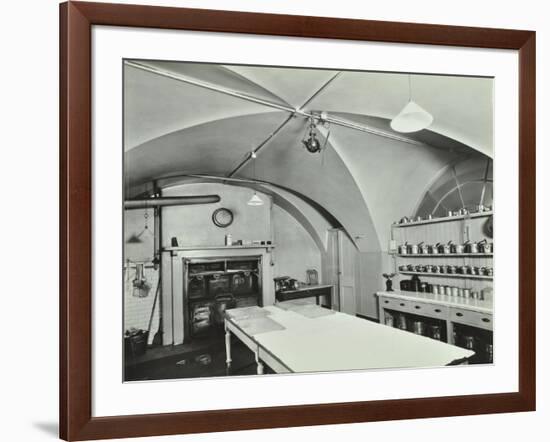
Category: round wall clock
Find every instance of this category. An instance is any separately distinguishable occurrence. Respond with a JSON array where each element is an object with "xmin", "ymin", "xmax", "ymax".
[{"xmin": 212, "ymin": 208, "xmax": 234, "ymax": 228}]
